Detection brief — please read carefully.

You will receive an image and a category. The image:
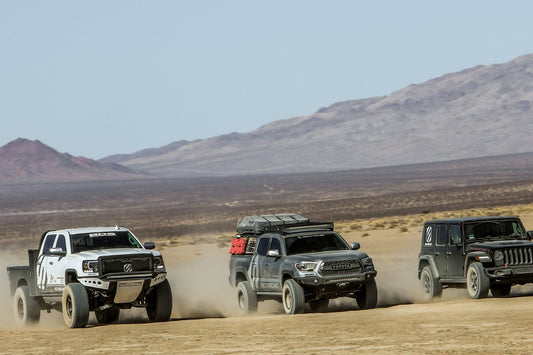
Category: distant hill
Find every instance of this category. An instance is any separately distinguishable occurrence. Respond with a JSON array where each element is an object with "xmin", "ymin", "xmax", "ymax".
[
  {"xmin": 101, "ymin": 53, "xmax": 533, "ymax": 177},
  {"xmin": 0, "ymin": 138, "xmax": 150, "ymax": 183}
]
